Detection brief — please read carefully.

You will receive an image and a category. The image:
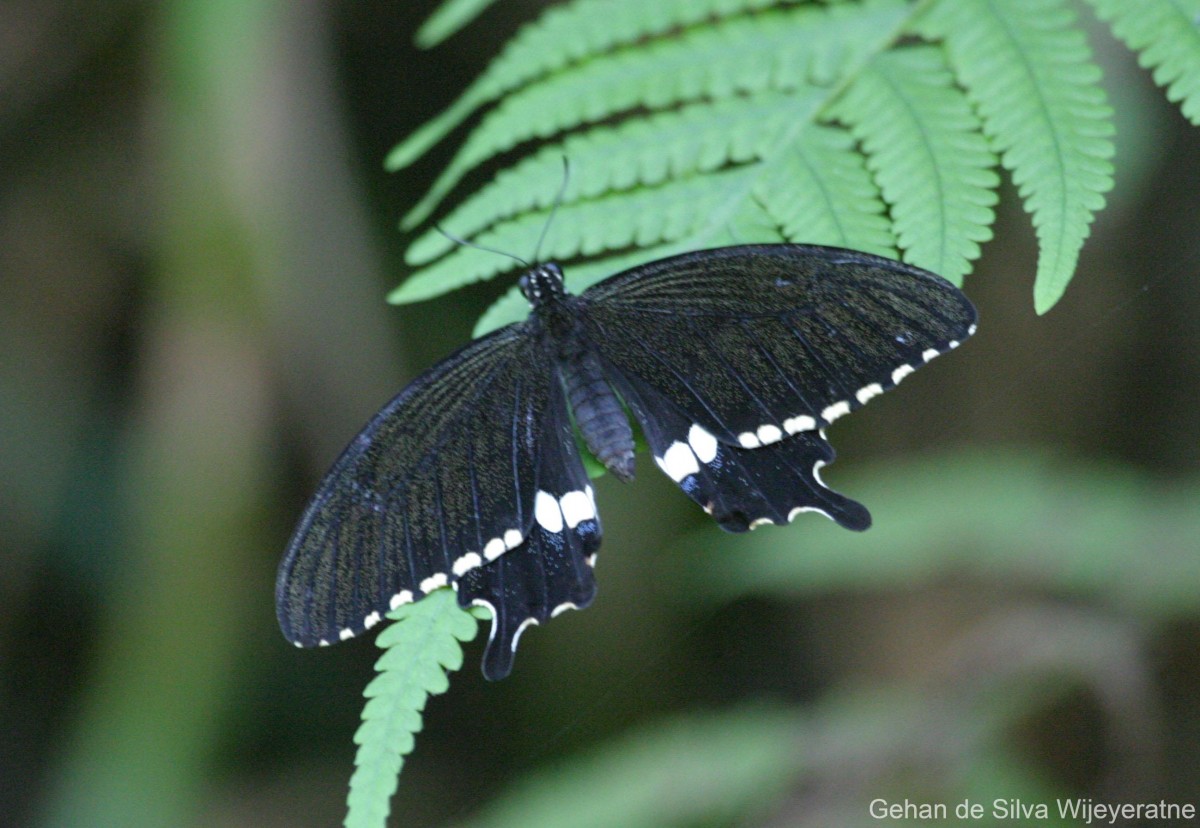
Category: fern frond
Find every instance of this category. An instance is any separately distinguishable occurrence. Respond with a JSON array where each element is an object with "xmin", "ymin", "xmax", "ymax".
[
  {"xmin": 415, "ymin": 0, "xmax": 501, "ymax": 48},
  {"xmin": 831, "ymin": 45, "xmax": 999, "ymax": 285},
  {"xmin": 1084, "ymin": 0, "xmax": 1200, "ymax": 125},
  {"xmin": 751, "ymin": 123, "xmax": 897, "ymax": 257},
  {"xmin": 406, "ymin": 90, "xmax": 821, "ymax": 266},
  {"xmin": 344, "ymin": 589, "xmax": 477, "ymax": 828},
  {"xmin": 389, "ymin": 0, "xmax": 790, "ymax": 172},
  {"xmin": 918, "ymin": 0, "xmax": 1115, "ymax": 314},
  {"xmin": 400, "ymin": 0, "xmax": 910, "ymax": 228}
]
